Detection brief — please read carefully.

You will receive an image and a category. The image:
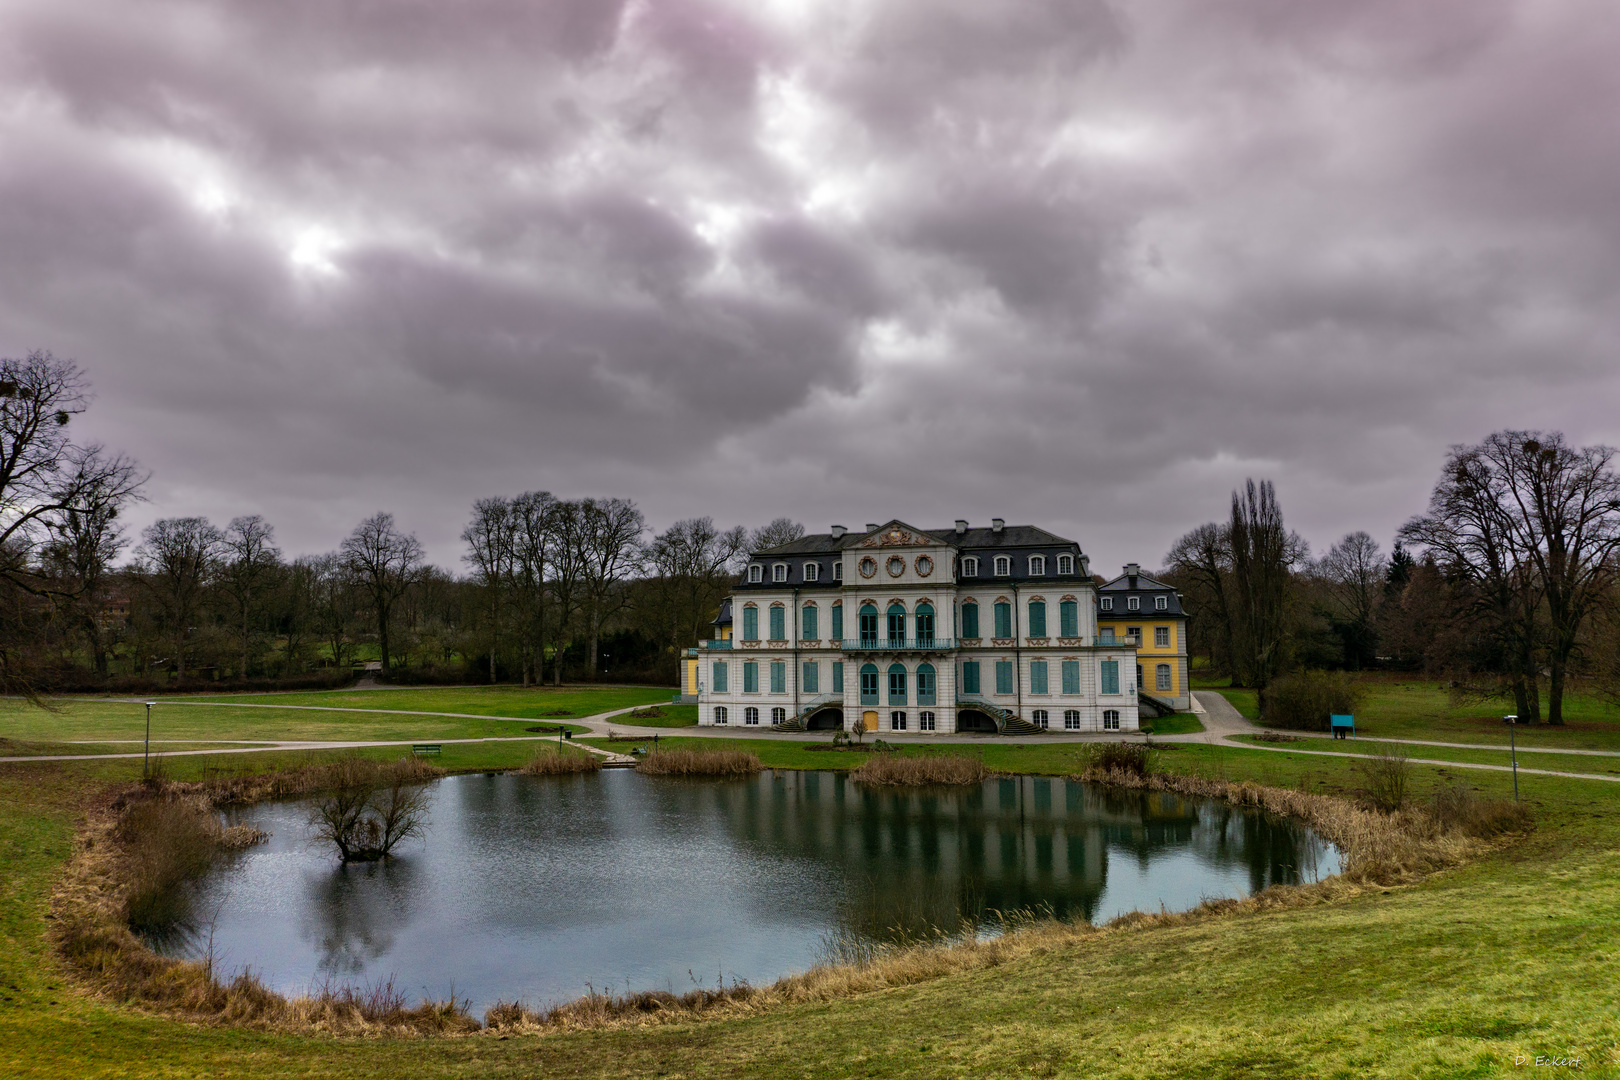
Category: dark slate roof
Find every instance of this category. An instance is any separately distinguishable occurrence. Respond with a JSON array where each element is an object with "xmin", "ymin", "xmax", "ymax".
[
  {"xmin": 712, "ymin": 598, "xmax": 732, "ymax": 626},
  {"xmin": 1096, "ymin": 570, "xmax": 1187, "ymax": 616}
]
